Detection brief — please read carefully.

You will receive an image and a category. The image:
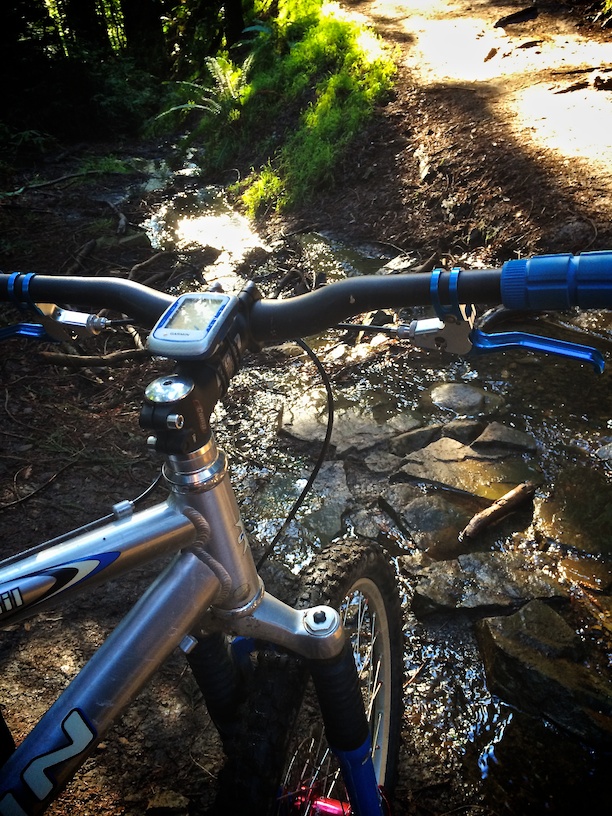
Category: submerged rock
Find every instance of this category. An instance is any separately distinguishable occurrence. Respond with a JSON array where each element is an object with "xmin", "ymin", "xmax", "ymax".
[
  {"xmin": 396, "ymin": 434, "xmax": 541, "ymax": 500},
  {"xmin": 411, "ymin": 551, "xmax": 566, "ymax": 617},
  {"xmin": 282, "ymin": 389, "xmax": 421, "ymax": 454},
  {"xmin": 429, "ymin": 382, "xmax": 505, "ymax": 416},
  {"xmin": 477, "ymin": 600, "xmax": 612, "ymax": 746},
  {"xmin": 381, "ymin": 489, "xmax": 473, "ymax": 560}
]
